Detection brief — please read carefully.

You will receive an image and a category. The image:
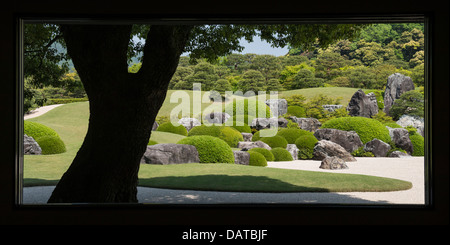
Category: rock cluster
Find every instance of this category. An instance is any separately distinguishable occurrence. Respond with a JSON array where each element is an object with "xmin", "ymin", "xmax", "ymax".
[{"xmin": 141, "ymin": 144, "xmax": 200, "ymax": 165}]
